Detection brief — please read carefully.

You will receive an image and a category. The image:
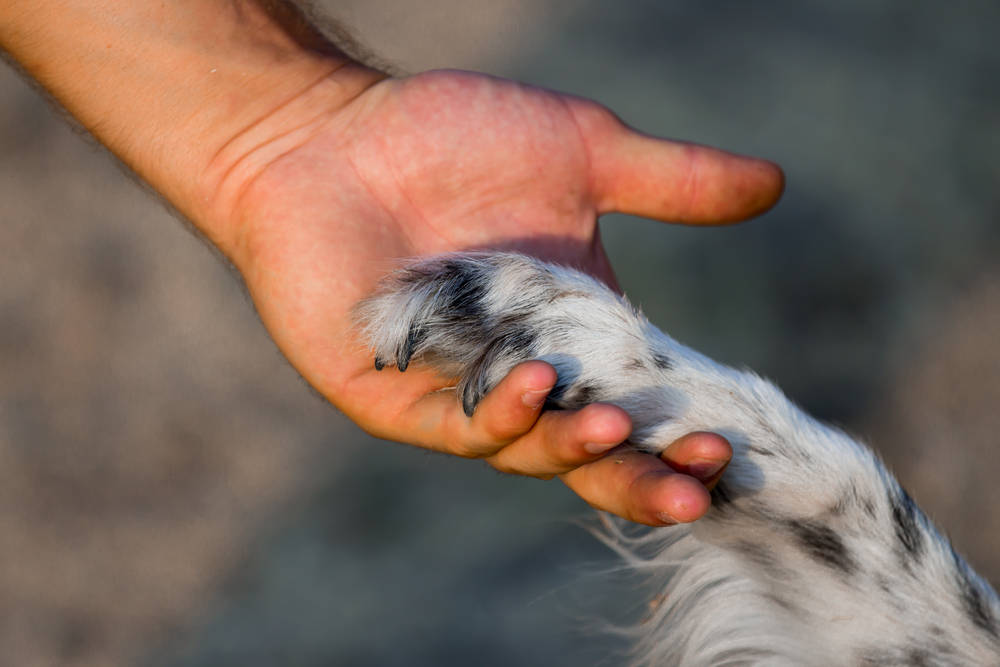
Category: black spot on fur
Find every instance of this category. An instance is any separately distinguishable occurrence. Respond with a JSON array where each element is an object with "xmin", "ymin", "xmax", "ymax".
[
  {"xmin": 651, "ymin": 349, "xmax": 672, "ymax": 370},
  {"xmin": 390, "ymin": 257, "xmax": 493, "ymax": 372},
  {"xmin": 545, "ymin": 376, "xmax": 570, "ymax": 408},
  {"xmin": 890, "ymin": 486, "xmax": 925, "ymax": 563},
  {"xmin": 735, "ymin": 540, "xmax": 782, "ymax": 576},
  {"xmin": 374, "ymin": 356, "xmax": 386, "ymax": 371},
  {"xmin": 787, "ymin": 519, "xmax": 856, "ymax": 575},
  {"xmin": 488, "ymin": 320, "xmax": 537, "ymax": 363},
  {"xmin": 626, "ymin": 357, "xmax": 646, "ymax": 371},
  {"xmin": 434, "ymin": 259, "xmax": 488, "ymax": 321},
  {"xmin": 570, "ymin": 384, "xmax": 600, "ymax": 406},
  {"xmin": 458, "ymin": 323, "xmax": 538, "ymax": 417},
  {"xmin": 711, "ymin": 480, "xmax": 734, "ymax": 511}
]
